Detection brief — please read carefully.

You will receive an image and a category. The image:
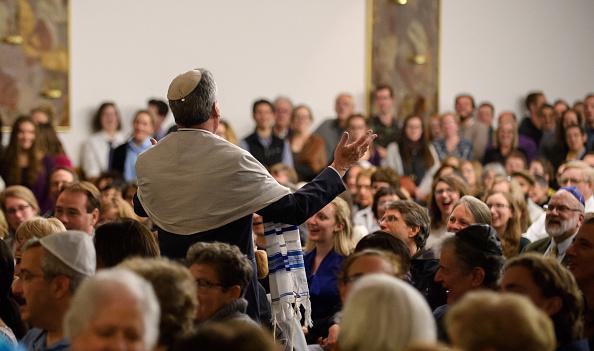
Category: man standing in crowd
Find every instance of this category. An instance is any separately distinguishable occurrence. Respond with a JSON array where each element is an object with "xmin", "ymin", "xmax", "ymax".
[
  {"xmin": 54, "ymin": 182, "xmax": 100, "ymax": 237},
  {"xmin": 241, "ymin": 99, "xmax": 293, "ymax": 168},
  {"xmin": 315, "ymin": 93, "xmax": 355, "ymax": 163},
  {"xmin": 272, "ymin": 96, "xmax": 293, "ymax": 139},
  {"xmin": 147, "ymin": 99, "xmax": 170, "ymax": 141},
  {"xmin": 368, "ymin": 85, "xmax": 399, "ymax": 159},
  {"xmin": 15, "ymin": 231, "xmax": 95, "ymax": 351},
  {"xmin": 134, "ymin": 68, "xmax": 374, "ymax": 321},
  {"xmin": 523, "ymin": 187, "xmax": 585, "ymax": 267},
  {"xmin": 519, "ymin": 91, "xmax": 547, "ymax": 146},
  {"xmin": 455, "ymin": 94, "xmax": 490, "ymax": 162}
]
